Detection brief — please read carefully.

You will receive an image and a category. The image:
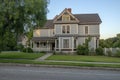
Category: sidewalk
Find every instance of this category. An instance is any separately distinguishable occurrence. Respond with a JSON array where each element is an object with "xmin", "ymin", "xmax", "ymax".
[
  {"xmin": 35, "ymin": 53, "xmax": 53, "ymax": 61},
  {"xmin": 44, "ymin": 60, "xmax": 120, "ymax": 65}
]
